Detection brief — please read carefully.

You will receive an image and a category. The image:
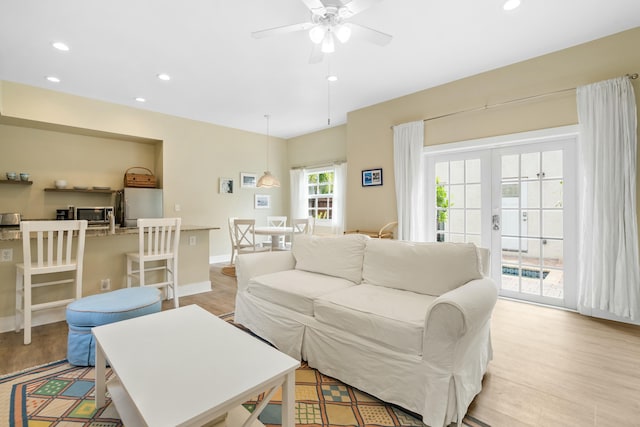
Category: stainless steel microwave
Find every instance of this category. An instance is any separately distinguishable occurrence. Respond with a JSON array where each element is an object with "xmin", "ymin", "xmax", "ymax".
[{"xmin": 75, "ymin": 207, "xmax": 114, "ymax": 225}]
